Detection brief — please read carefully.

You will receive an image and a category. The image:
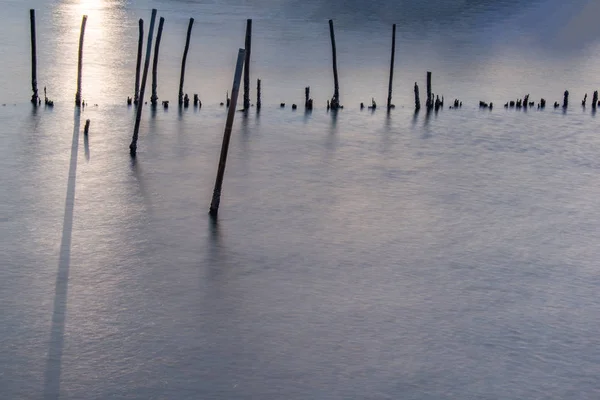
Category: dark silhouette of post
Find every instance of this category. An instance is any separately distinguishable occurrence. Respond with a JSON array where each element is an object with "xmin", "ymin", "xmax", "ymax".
[
  {"xmin": 414, "ymin": 82, "xmax": 421, "ymax": 111},
  {"xmin": 209, "ymin": 48, "xmax": 246, "ymax": 217},
  {"xmin": 134, "ymin": 19, "xmax": 143, "ymax": 105},
  {"xmin": 129, "ymin": 9, "xmax": 157, "ymax": 157},
  {"xmin": 328, "ymin": 19, "xmax": 340, "ymax": 109},
  {"xmin": 426, "ymin": 71, "xmax": 432, "ymax": 110},
  {"xmin": 592, "ymin": 91, "xmax": 598, "ymax": 110},
  {"xmin": 179, "ymin": 18, "xmax": 194, "ymax": 106},
  {"xmin": 243, "ymin": 19, "xmax": 252, "ymax": 110},
  {"xmin": 150, "ymin": 17, "xmax": 165, "ymax": 107},
  {"xmin": 387, "ymin": 24, "xmax": 396, "ymax": 110},
  {"xmin": 30, "ymin": 9, "xmax": 39, "ymax": 105},
  {"xmin": 75, "ymin": 15, "xmax": 88, "ymax": 107},
  {"xmin": 256, "ymin": 78, "xmax": 261, "ymax": 111},
  {"xmin": 84, "ymin": 119, "xmax": 90, "ymax": 135},
  {"xmin": 562, "ymin": 90, "xmax": 569, "ymax": 109}
]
